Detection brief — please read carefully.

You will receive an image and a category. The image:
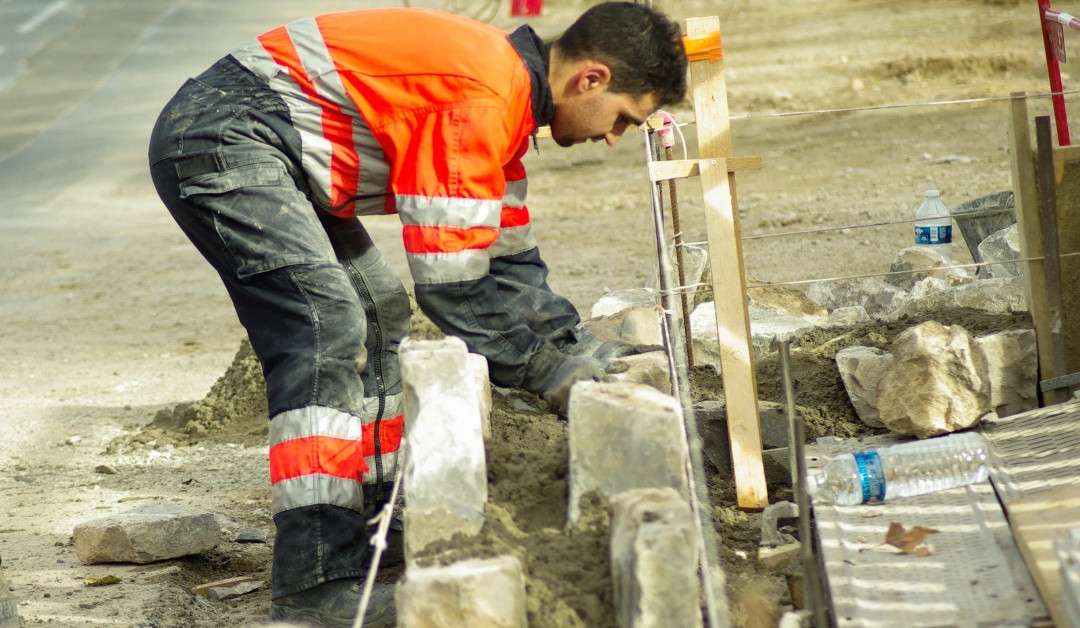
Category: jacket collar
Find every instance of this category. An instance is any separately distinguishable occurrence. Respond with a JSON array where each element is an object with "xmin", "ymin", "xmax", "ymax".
[{"xmin": 508, "ymin": 25, "xmax": 554, "ymax": 128}]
